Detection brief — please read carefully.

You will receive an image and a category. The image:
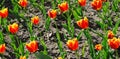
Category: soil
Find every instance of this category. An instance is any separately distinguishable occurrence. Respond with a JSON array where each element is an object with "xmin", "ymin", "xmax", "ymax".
[{"xmin": 0, "ymin": 0, "xmax": 120, "ymax": 59}]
